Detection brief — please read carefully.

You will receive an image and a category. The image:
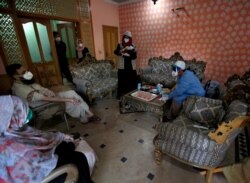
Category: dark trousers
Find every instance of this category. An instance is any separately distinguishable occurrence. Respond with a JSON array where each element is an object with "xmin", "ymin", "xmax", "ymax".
[
  {"xmin": 50, "ymin": 141, "xmax": 93, "ymax": 183},
  {"xmin": 117, "ymin": 69, "xmax": 138, "ymax": 99},
  {"xmin": 60, "ymin": 66, "xmax": 74, "ymax": 84},
  {"xmin": 166, "ymin": 100, "xmax": 182, "ymax": 120}
]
